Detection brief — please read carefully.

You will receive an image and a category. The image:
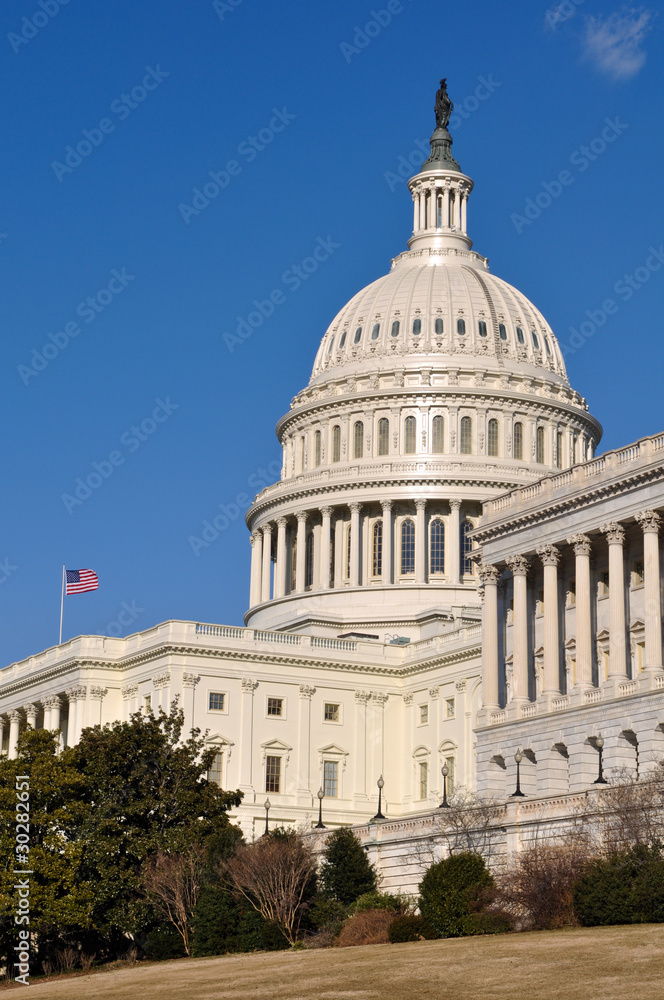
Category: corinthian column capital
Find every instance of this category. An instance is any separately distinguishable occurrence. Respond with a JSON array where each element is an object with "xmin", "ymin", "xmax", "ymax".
[
  {"xmin": 506, "ymin": 554, "xmax": 530, "ymax": 577},
  {"xmin": 600, "ymin": 522, "xmax": 625, "ymax": 545},
  {"xmin": 635, "ymin": 510, "xmax": 661, "ymax": 534},
  {"xmin": 567, "ymin": 533, "xmax": 592, "ymax": 556},
  {"xmin": 537, "ymin": 544, "xmax": 561, "ymax": 567}
]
